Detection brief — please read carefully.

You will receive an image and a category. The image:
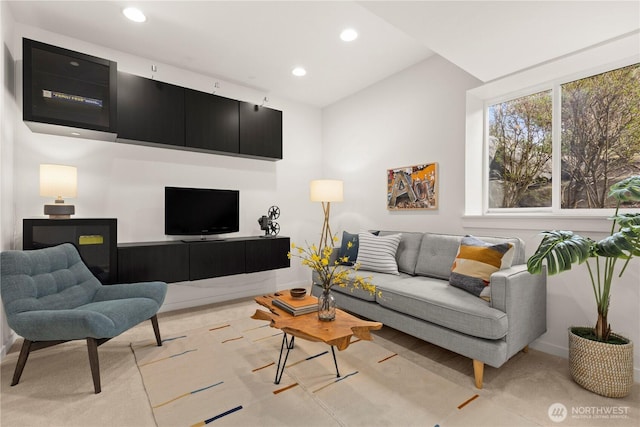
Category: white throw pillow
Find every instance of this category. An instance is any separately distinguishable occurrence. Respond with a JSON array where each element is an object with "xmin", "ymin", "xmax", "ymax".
[{"xmin": 357, "ymin": 232, "xmax": 402, "ymax": 275}]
